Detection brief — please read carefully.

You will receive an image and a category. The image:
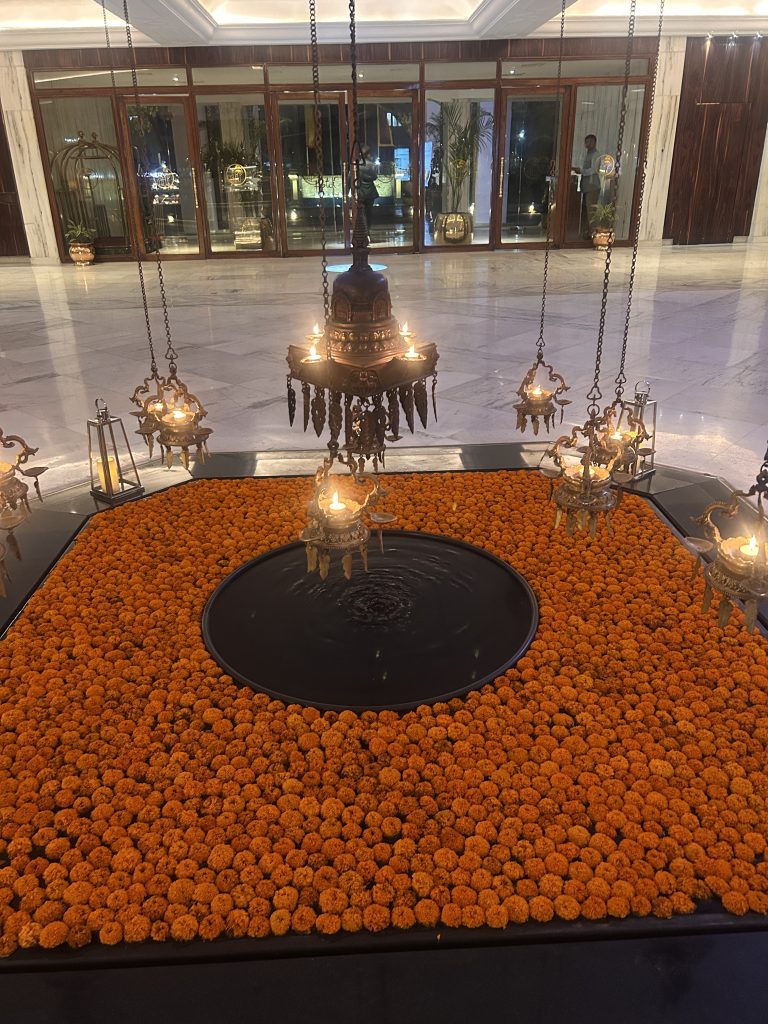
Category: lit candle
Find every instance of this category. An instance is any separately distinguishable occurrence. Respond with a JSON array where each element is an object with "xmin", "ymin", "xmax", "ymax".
[
  {"xmin": 741, "ymin": 535, "xmax": 760, "ymax": 558},
  {"xmin": 304, "ymin": 341, "xmax": 322, "ymax": 362},
  {"xmin": 329, "ymin": 491, "xmax": 345, "ymax": 512},
  {"xmin": 564, "ymin": 464, "xmax": 610, "ymax": 483},
  {"xmin": 403, "ymin": 343, "xmax": 423, "ymax": 360},
  {"xmin": 97, "ymin": 455, "xmax": 120, "ymax": 493},
  {"xmin": 610, "ymin": 430, "xmax": 623, "ymax": 441}
]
